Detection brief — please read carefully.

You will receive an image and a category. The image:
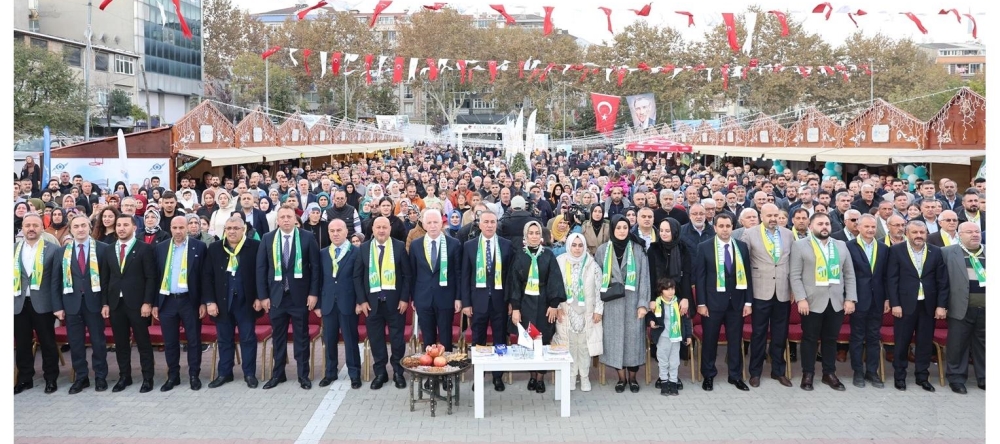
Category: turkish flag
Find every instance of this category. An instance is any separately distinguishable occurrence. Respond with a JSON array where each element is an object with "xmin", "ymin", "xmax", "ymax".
[
  {"xmin": 392, "ymin": 56, "xmax": 404, "ymax": 83},
  {"xmin": 364, "ymin": 54, "xmax": 374, "ymax": 85},
  {"xmin": 331, "ymin": 52, "xmax": 342, "ymax": 76},
  {"xmin": 488, "ymin": 60, "xmax": 498, "ymax": 83},
  {"xmin": 369, "ymin": 0, "xmax": 392, "ymax": 28},
  {"xmin": 591, "ymin": 92, "xmax": 620, "ymax": 135},
  {"xmin": 426, "ymin": 58, "xmax": 439, "ymax": 80}
]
